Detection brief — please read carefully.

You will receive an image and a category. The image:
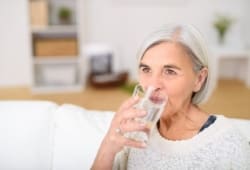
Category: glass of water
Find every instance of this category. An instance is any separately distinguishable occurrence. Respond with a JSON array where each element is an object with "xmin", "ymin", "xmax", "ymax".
[{"xmin": 126, "ymin": 84, "xmax": 167, "ymax": 143}]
